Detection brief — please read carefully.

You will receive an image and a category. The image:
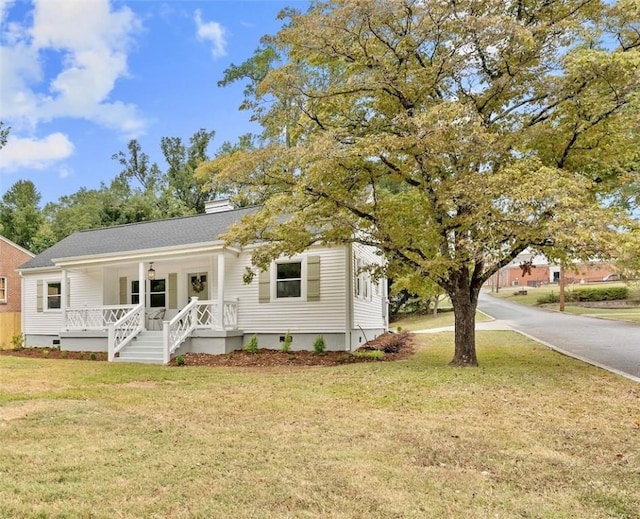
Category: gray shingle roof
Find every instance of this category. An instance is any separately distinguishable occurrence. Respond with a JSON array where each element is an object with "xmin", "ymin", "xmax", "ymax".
[{"xmin": 20, "ymin": 207, "xmax": 258, "ymax": 270}]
